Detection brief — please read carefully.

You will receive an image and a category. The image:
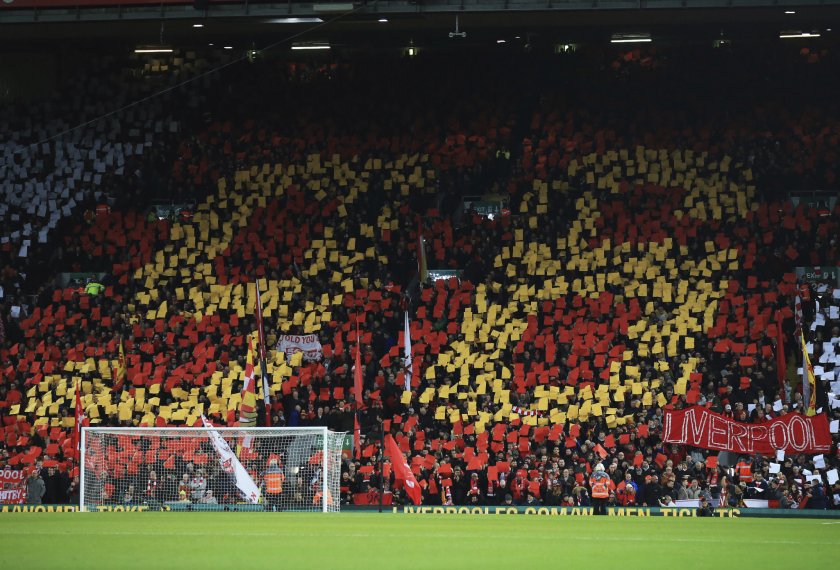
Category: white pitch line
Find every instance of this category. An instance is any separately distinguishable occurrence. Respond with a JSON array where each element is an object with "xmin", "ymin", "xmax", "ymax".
[{"xmin": 0, "ymin": 529, "xmax": 836, "ymax": 546}]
